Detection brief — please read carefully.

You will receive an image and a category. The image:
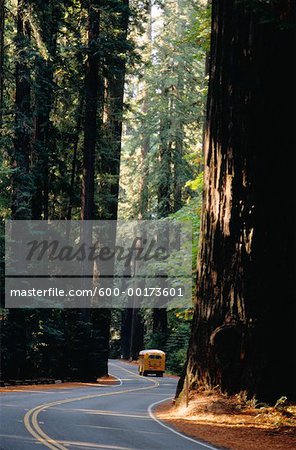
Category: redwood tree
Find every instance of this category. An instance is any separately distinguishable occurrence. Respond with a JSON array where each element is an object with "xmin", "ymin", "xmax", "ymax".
[
  {"xmin": 31, "ymin": 0, "xmax": 61, "ymax": 220},
  {"xmin": 81, "ymin": 0, "xmax": 101, "ymax": 221},
  {"xmin": 5, "ymin": 0, "xmax": 32, "ymax": 381},
  {"xmin": 181, "ymin": 0, "xmax": 296, "ymax": 402},
  {"xmin": 79, "ymin": 0, "xmax": 131, "ymax": 378},
  {"xmin": 11, "ymin": 0, "xmax": 31, "ymax": 219},
  {"xmin": 0, "ymin": 0, "xmax": 4, "ymax": 128}
]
